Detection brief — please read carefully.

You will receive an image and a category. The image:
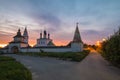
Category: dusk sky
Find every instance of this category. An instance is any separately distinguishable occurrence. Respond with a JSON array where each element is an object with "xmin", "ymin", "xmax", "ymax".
[{"xmin": 0, "ymin": 0, "xmax": 120, "ymax": 47}]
